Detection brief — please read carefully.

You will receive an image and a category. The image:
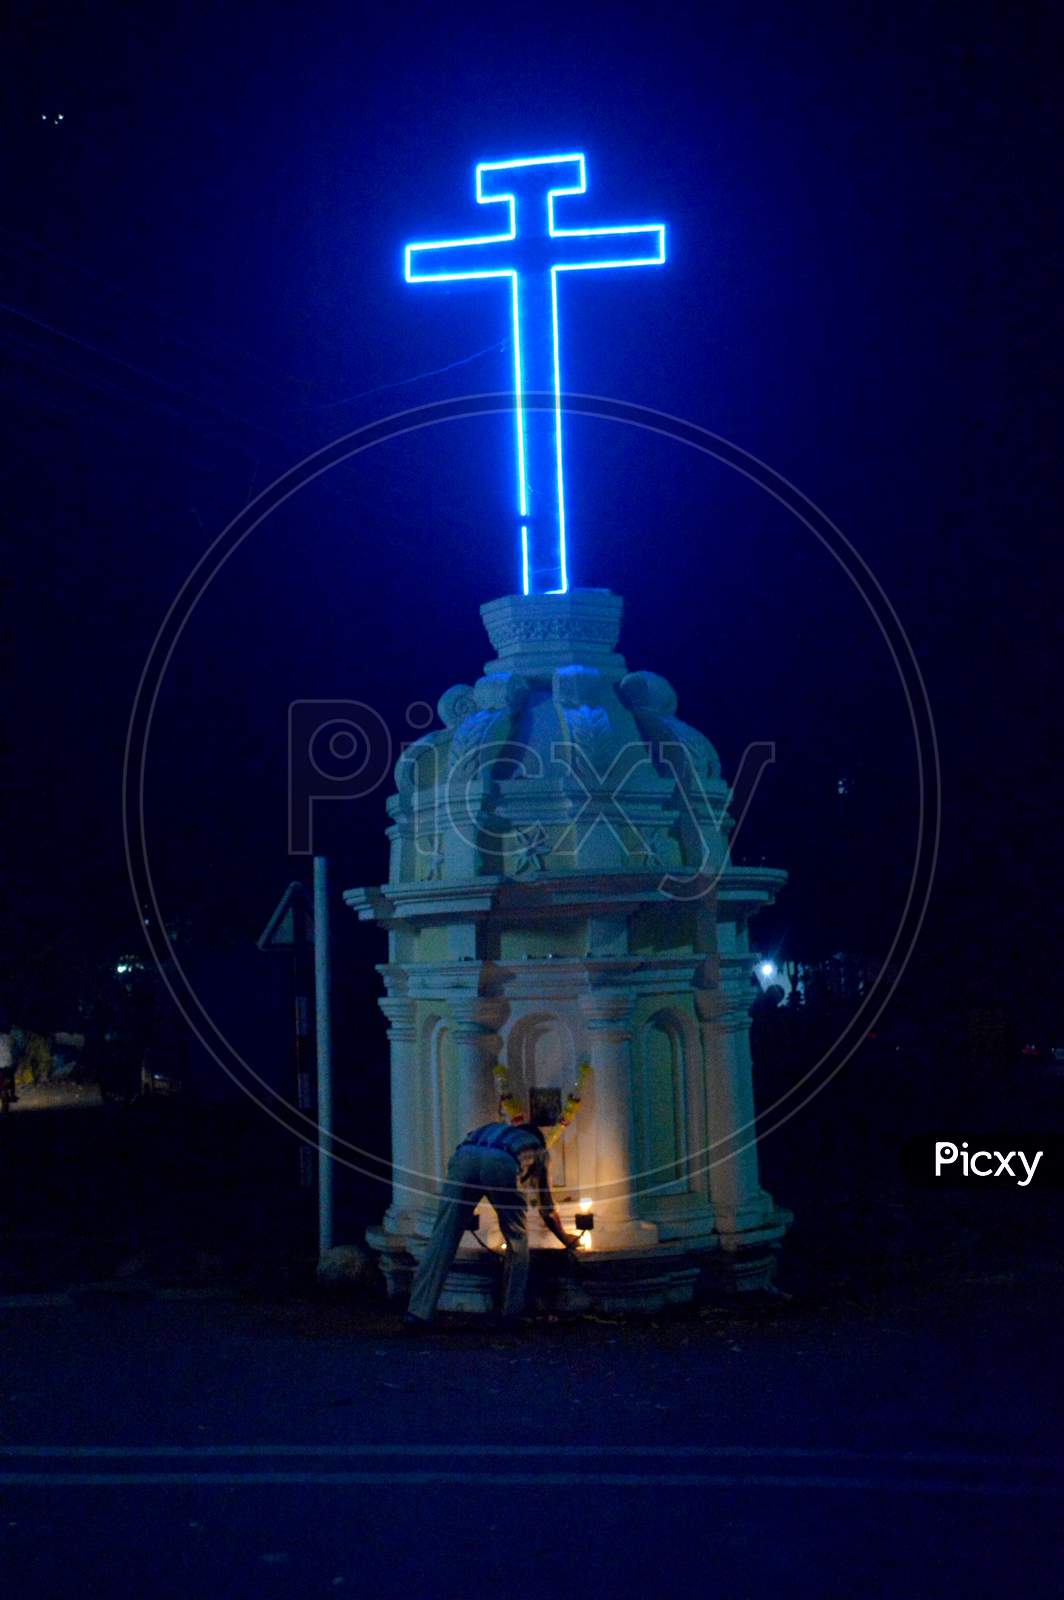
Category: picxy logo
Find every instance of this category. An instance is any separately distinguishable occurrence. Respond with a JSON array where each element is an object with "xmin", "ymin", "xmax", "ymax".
[{"xmin": 934, "ymin": 1141, "xmax": 1043, "ymax": 1187}]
